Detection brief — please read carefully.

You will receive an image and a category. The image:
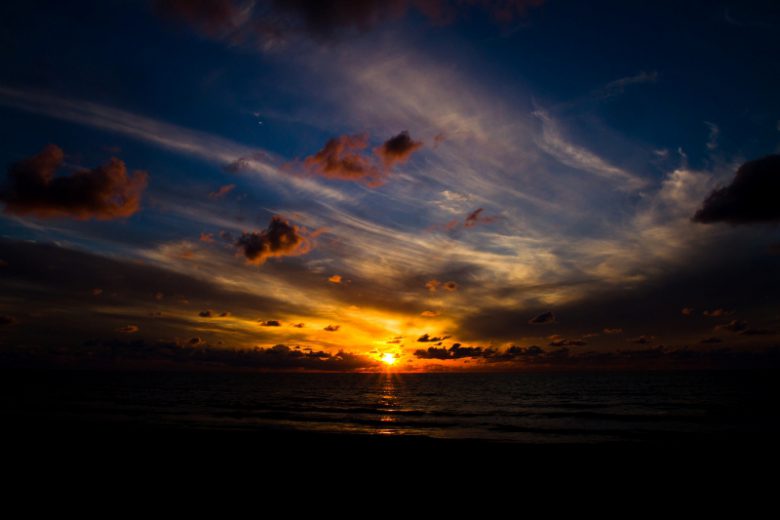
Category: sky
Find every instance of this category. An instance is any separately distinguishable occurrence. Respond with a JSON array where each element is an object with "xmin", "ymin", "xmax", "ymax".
[{"xmin": 1, "ymin": 0, "xmax": 779, "ymax": 371}]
